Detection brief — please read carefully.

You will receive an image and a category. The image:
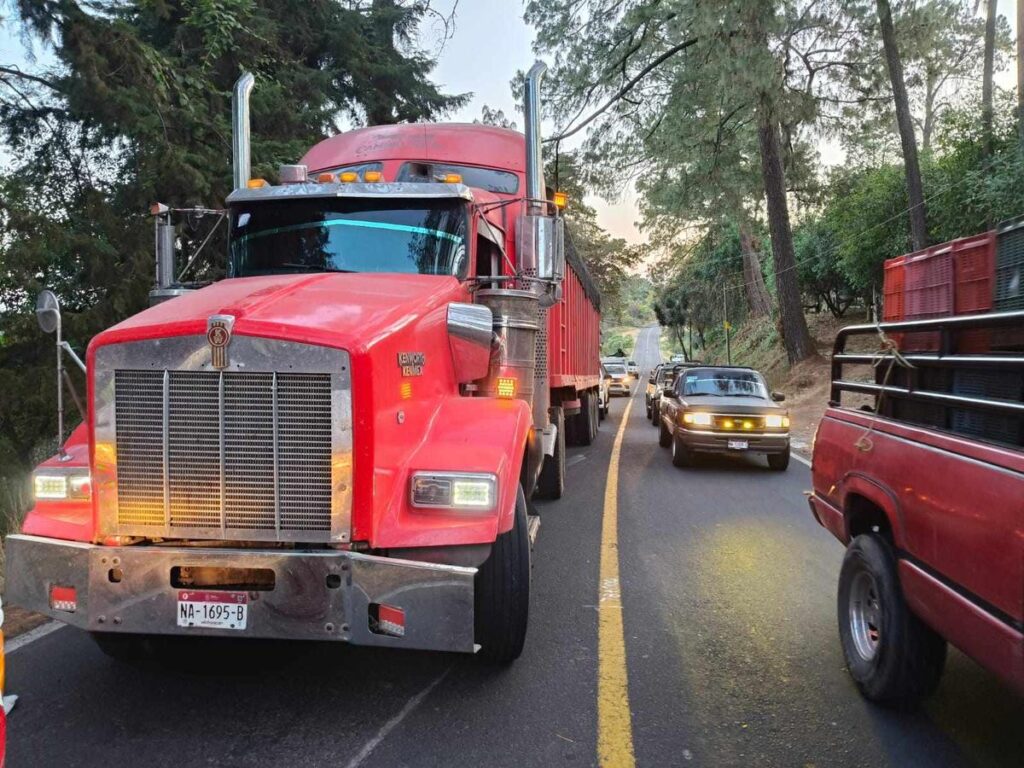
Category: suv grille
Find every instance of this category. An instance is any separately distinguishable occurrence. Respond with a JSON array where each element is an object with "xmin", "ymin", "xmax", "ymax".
[{"xmin": 115, "ymin": 369, "xmax": 333, "ymax": 534}]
